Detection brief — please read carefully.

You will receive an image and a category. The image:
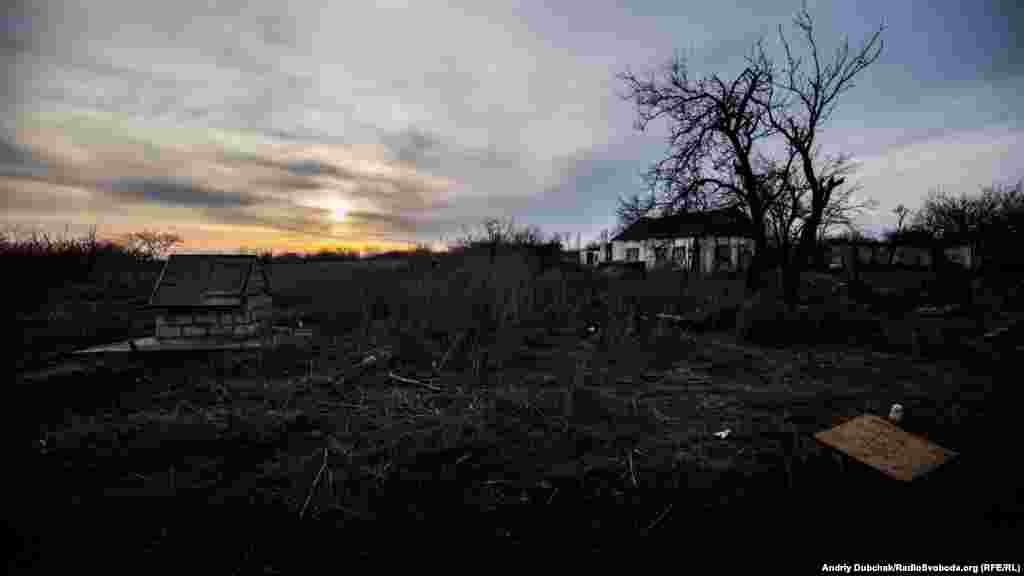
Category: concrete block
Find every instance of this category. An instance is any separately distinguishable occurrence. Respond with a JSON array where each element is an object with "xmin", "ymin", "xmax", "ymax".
[{"xmin": 183, "ymin": 326, "xmax": 207, "ymax": 337}]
